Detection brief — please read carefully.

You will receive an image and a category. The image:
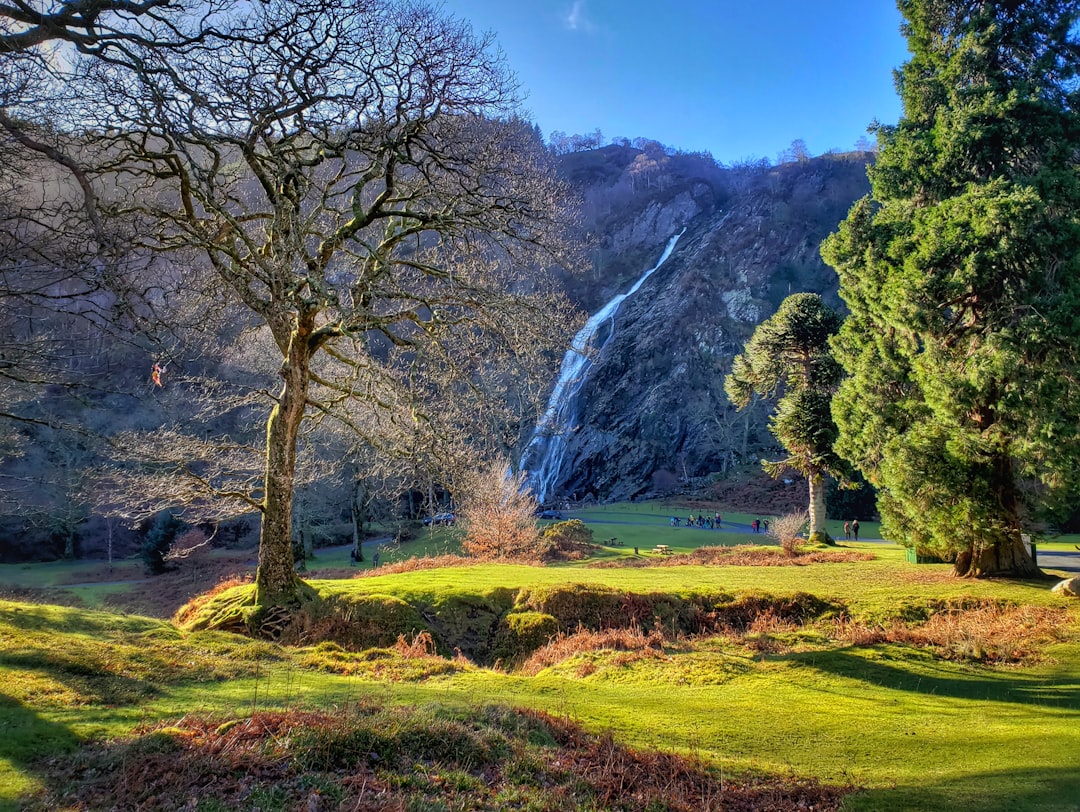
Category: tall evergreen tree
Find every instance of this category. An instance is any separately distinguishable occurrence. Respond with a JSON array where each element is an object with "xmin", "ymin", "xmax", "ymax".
[
  {"xmin": 822, "ymin": 0, "xmax": 1080, "ymax": 577},
  {"xmin": 725, "ymin": 293, "xmax": 847, "ymax": 542}
]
